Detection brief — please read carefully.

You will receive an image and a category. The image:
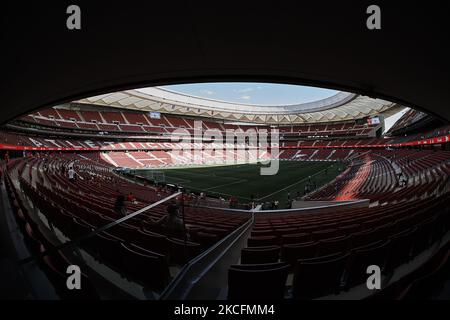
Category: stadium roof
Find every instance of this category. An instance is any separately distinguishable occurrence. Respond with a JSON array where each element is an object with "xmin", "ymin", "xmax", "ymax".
[{"xmin": 75, "ymin": 88, "xmax": 403, "ymax": 124}]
